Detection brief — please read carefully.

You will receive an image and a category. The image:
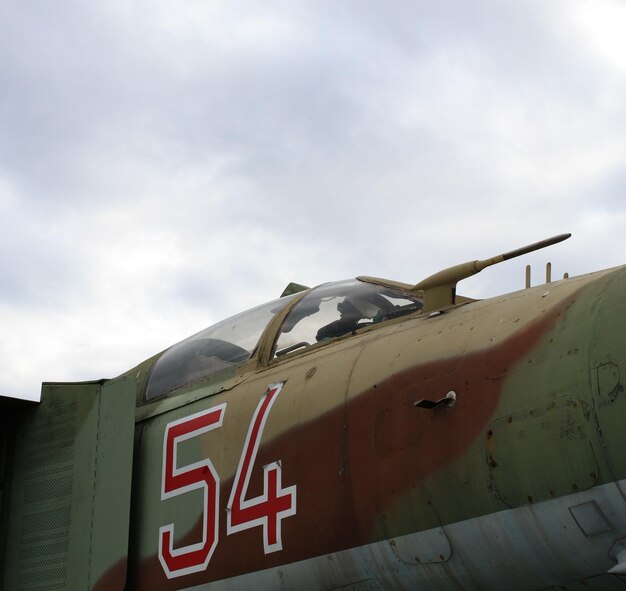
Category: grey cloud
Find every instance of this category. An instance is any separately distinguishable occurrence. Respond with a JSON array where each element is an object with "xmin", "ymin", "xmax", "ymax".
[
  {"xmin": 1, "ymin": 0, "xmax": 609, "ymax": 216},
  {"xmin": 1, "ymin": 0, "xmax": 625, "ymax": 398},
  {"xmin": 0, "ymin": 194, "xmax": 79, "ymax": 306}
]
